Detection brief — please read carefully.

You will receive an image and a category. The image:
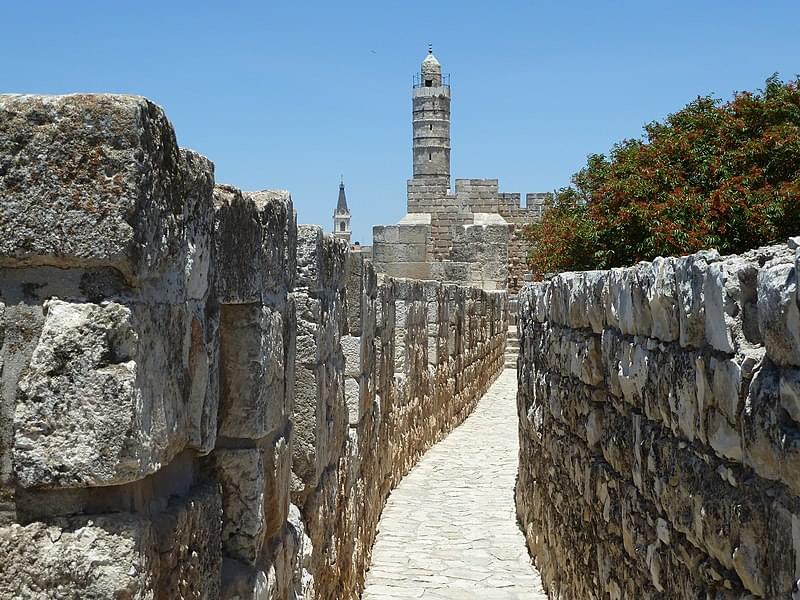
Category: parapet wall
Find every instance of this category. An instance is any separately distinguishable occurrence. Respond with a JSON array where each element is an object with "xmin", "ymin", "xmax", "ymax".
[
  {"xmin": 0, "ymin": 94, "xmax": 507, "ymax": 600},
  {"xmin": 291, "ymin": 234, "xmax": 507, "ymax": 599},
  {"xmin": 516, "ymin": 241, "xmax": 800, "ymax": 598}
]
